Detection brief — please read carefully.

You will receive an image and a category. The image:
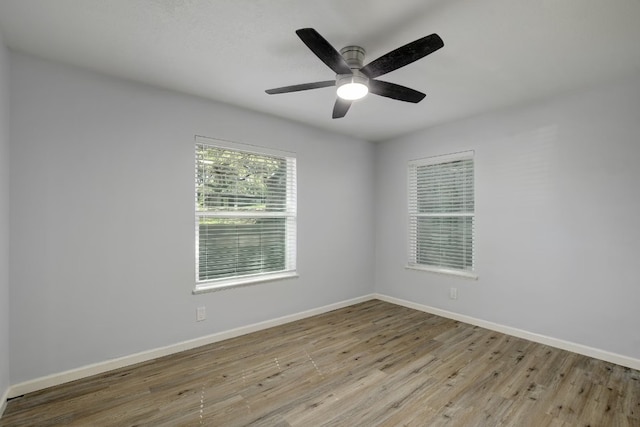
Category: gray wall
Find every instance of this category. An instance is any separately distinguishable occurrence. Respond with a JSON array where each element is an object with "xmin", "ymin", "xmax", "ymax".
[
  {"xmin": 6, "ymin": 46, "xmax": 640, "ymax": 389},
  {"xmin": 8, "ymin": 52, "xmax": 375, "ymax": 384},
  {"xmin": 375, "ymin": 73, "xmax": 640, "ymax": 360},
  {"xmin": 0, "ymin": 29, "xmax": 10, "ymax": 402}
]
